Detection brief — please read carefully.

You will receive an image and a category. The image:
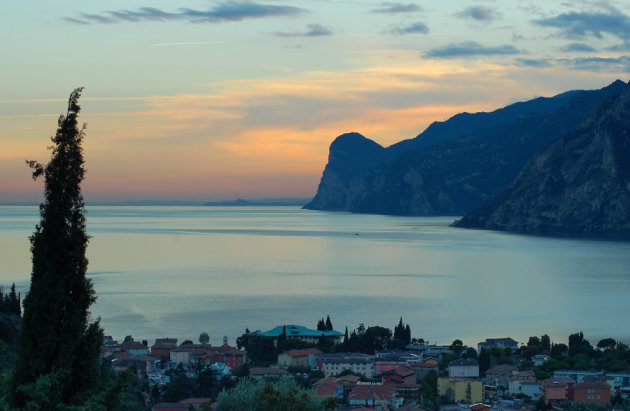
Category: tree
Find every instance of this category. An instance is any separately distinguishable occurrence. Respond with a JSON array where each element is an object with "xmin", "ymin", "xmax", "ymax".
[
  {"xmin": 6, "ymin": 284, "xmax": 20, "ymax": 317},
  {"xmin": 420, "ymin": 369, "xmax": 438, "ymax": 405},
  {"xmin": 317, "ymin": 318, "xmax": 326, "ymax": 331},
  {"xmin": 478, "ymin": 347, "xmax": 491, "ymax": 373},
  {"xmin": 216, "ymin": 376, "xmax": 331, "ymax": 410},
  {"xmin": 462, "ymin": 347, "xmax": 478, "ymax": 360},
  {"xmin": 568, "ymin": 332, "xmax": 593, "ymax": 357},
  {"xmin": 393, "ymin": 318, "xmax": 411, "ymax": 349},
  {"xmin": 540, "ymin": 334, "xmax": 551, "ymax": 353},
  {"xmin": 199, "ymin": 332, "xmax": 210, "ymax": 345},
  {"xmin": 325, "ymin": 315, "xmax": 333, "ymax": 331},
  {"xmin": 597, "ymin": 338, "xmax": 616, "ymax": 351},
  {"xmin": 10, "ymin": 88, "xmax": 103, "ymax": 408},
  {"xmin": 450, "ymin": 339, "xmax": 464, "ymax": 356}
]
